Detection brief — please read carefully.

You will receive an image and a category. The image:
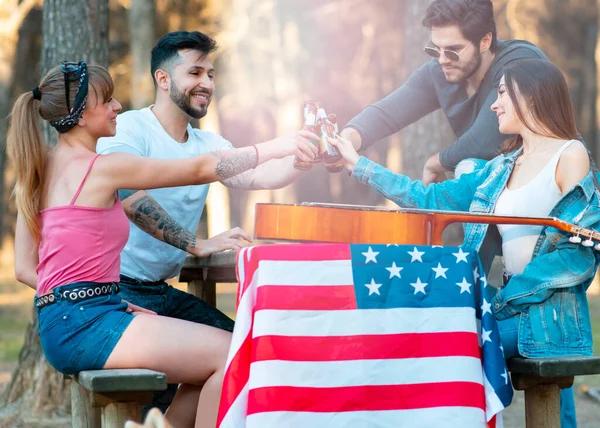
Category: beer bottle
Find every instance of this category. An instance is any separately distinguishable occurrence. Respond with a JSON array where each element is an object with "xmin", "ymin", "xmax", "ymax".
[
  {"xmin": 322, "ymin": 114, "xmax": 344, "ymax": 173},
  {"xmin": 293, "ymin": 101, "xmax": 320, "ymax": 170}
]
